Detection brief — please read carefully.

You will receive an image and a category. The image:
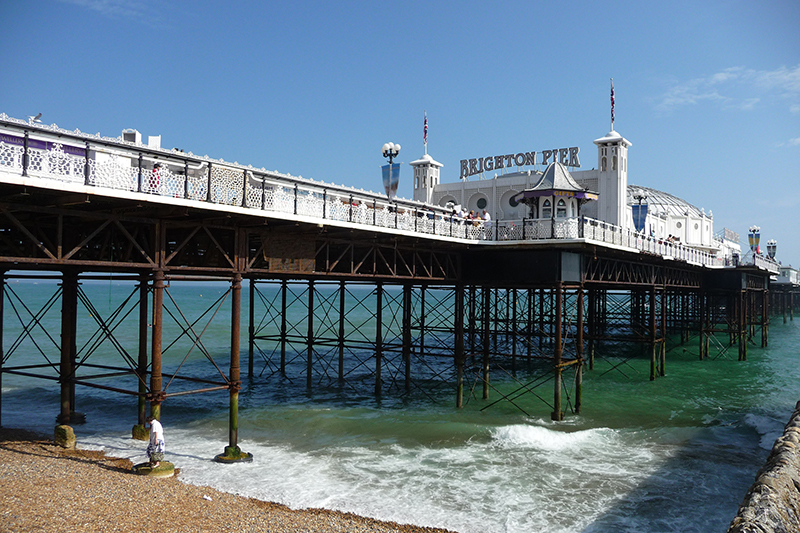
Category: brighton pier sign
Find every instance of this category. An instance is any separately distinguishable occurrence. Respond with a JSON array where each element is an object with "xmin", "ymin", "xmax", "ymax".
[{"xmin": 459, "ymin": 147, "xmax": 580, "ymax": 179}]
